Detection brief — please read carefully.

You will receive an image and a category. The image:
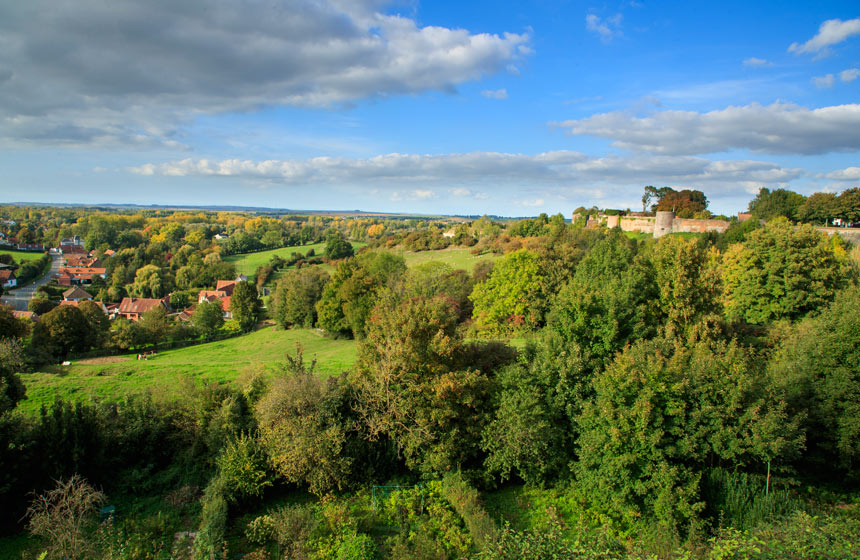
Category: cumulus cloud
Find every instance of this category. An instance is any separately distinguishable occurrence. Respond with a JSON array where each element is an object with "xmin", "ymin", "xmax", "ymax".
[
  {"xmin": 585, "ymin": 14, "xmax": 623, "ymax": 43},
  {"xmin": 743, "ymin": 57, "xmax": 771, "ymax": 67},
  {"xmin": 841, "ymin": 68, "xmax": 860, "ymax": 83},
  {"xmin": 824, "ymin": 166, "xmax": 860, "ymax": 180},
  {"xmin": 554, "ymin": 102, "xmax": 860, "ymax": 155},
  {"xmin": 789, "ymin": 18, "xmax": 860, "ymax": 55},
  {"xmin": 127, "ymin": 151, "xmax": 802, "ymax": 199},
  {"xmin": 481, "ymin": 88, "xmax": 508, "ymax": 99},
  {"xmin": 0, "ymin": 0, "xmax": 530, "ymax": 146},
  {"xmin": 814, "ymin": 74, "xmax": 836, "ymax": 89}
]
